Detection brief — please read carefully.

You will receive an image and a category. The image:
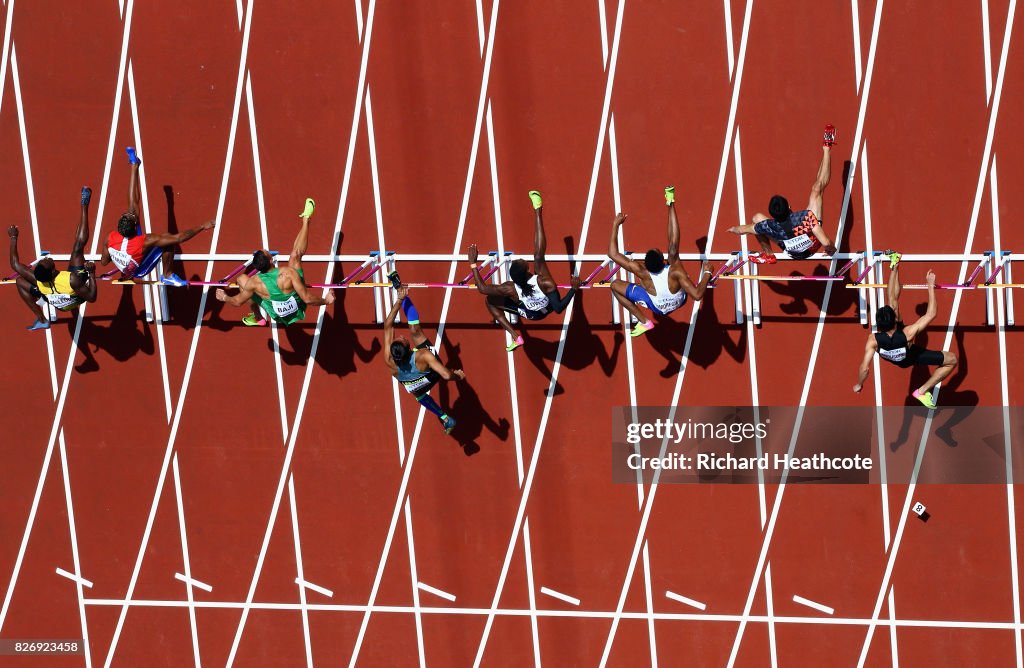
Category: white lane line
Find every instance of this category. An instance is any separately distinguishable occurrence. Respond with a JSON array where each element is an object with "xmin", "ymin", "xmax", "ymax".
[
  {"xmin": 104, "ymin": 1, "xmax": 257, "ymax": 663},
  {"xmin": 352, "ymin": 4, "xmax": 501, "ymax": 665},
  {"xmin": 991, "ymin": 157, "xmax": 1023, "ymax": 668},
  {"xmin": 475, "ymin": 0, "xmax": 485, "ymax": 55},
  {"xmin": 982, "ymin": 0, "xmax": 993, "ymax": 102},
  {"xmin": 245, "ymin": 71, "xmax": 314, "ymax": 668},
  {"xmin": 417, "ymin": 582, "xmax": 457, "ymax": 603},
  {"xmin": 477, "ymin": 2, "xmax": 626, "ymax": 664},
  {"xmin": 228, "ymin": 4, "xmax": 380, "ymax": 665},
  {"xmin": 485, "ymin": 100, "xmax": 542, "ymax": 666},
  {"xmin": 172, "ymin": 455, "xmax": 202, "ymax": 667},
  {"xmin": 665, "ymin": 591, "xmax": 706, "ymax": 611},
  {"xmin": 792, "ymin": 595, "xmax": 834, "ymax": 616},
  {"xmin": 855, "ymin": 4, "xmax": 1017, "ymax": 664},
  {"xmin": 57, "ymin": 432, "xmax": 92, "ymax": 667},
  {"xmin": 723, "ymin": 0, "xmax": 735, "ymax": 78},
  {"xmin": 0, "ymin": 0, "xmax": 15, "ymax": 116},
  {"xmin": 174, "ymin": 573, "xmax": 213, "ymax": 594},
  {"xmin": 598, "ymin": 0, "xmax": 609, "ymax": 68},
  {"xmin": 851, "ymin": 0, "xmax": 863, "ymax": 91},
  {"xmin": 89, "ymin": 0, "xmax": 136, "ymax": 256},
  {"xmin": 403, "ymin": 498, "xmax": 426, "ymax": 667},
  {"xmin": 727, "ymin": 2, "xmax": 886, "ymax": 664},
  {"xmin": 540, "ymin": 587, "xmax": 581, "ymax": 607},
  {"xmin": 295, "ymin": 579, "xmax": 333, "ymax": 599},
  {"xmin": 55, "ymin": 568, "xmax": 93, "ymax": 590}
]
